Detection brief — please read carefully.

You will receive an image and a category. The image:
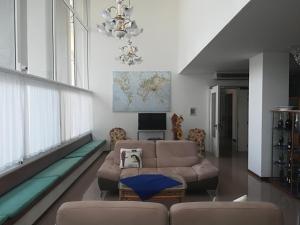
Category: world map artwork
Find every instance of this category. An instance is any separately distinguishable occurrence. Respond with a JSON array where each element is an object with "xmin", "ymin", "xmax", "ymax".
[{"xmin": 113, "ymin": 71, "xmax": 171, "ymax": 112}]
